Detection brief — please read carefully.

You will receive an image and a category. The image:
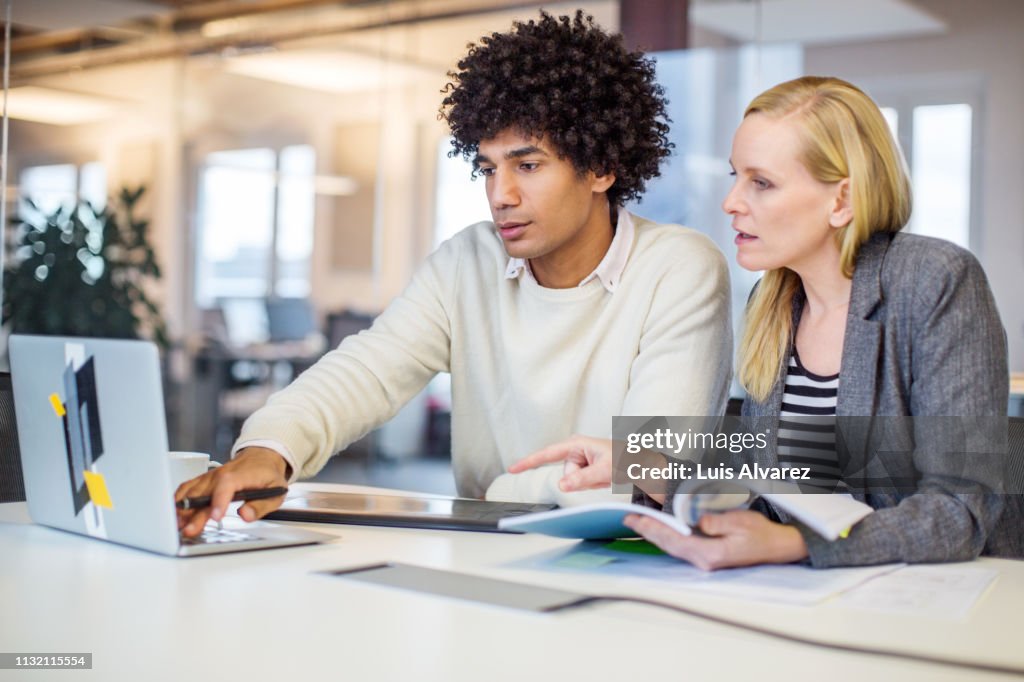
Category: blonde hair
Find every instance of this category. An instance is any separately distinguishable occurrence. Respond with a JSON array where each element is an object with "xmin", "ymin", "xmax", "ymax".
[{"xmin": 738, "ymin": 76, "xmax": 912, "ymax": 402}]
